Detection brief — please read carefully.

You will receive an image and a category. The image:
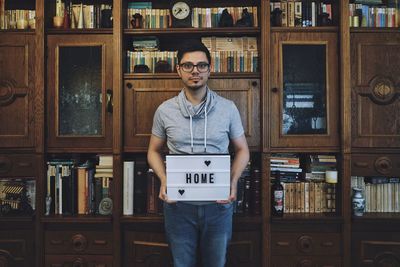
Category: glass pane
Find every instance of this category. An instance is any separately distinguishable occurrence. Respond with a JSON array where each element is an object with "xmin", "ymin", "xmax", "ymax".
[
  {"xmin": 282, "ymin": 44, "xmax": 327, "ymax": 135},
  {"xmin": 58, "ymin": 46, "xmax": 102, "ymax": 136}
]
